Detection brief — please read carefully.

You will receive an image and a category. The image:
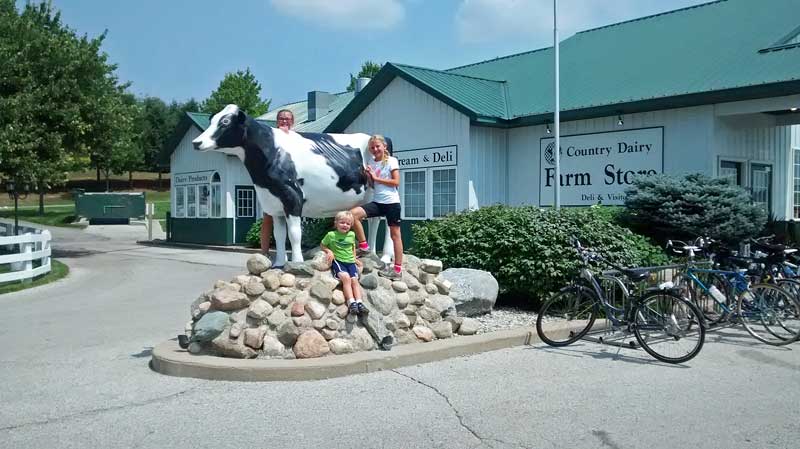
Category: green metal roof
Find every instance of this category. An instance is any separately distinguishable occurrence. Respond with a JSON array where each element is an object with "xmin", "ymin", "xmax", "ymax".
[
  {"xmin": 258, "ymin": 91, "xmax": 355, "ymax": 132},
  {"xmin": 328, "ymin": 0, "xmax": 800, "ymax": 131}
]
